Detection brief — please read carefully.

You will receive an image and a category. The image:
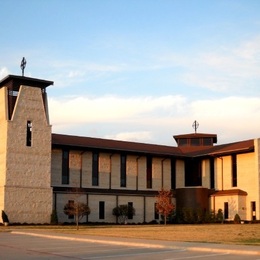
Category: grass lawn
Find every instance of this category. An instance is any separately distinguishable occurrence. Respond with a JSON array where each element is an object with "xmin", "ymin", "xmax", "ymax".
[{"xmin": 1, "ymin": 223, "xmax": 260, "ymax": 246}]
